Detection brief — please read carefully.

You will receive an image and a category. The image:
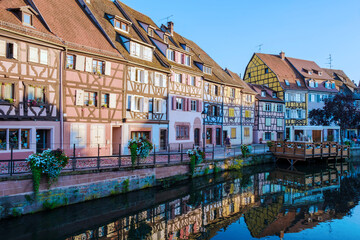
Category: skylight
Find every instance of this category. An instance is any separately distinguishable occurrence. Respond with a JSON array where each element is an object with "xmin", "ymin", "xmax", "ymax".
[{"xmin": 285, "ymin": 80, "xmax": 290, "ymax": 86}]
